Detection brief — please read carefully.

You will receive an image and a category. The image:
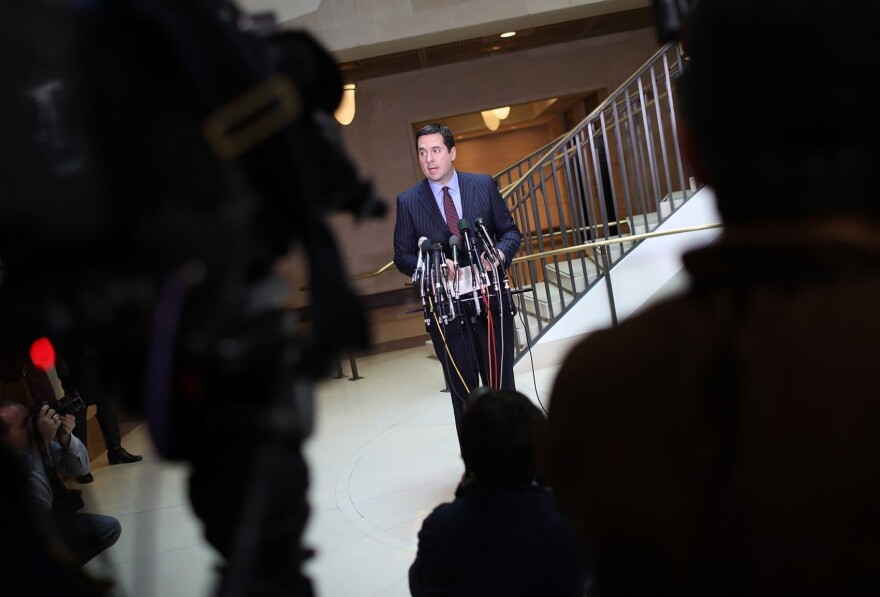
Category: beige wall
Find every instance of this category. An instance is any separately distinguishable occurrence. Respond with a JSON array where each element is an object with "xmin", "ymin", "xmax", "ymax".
[
  {"xmin": 454, "ymin": 125, "xmax": 555, "ymax": 178},
  {"xmin": 282, "ymin": 27, "xmax": 660, "ymax": 305},
  {"xmin": 277, "ymin": 0, "xmax": 651, "ymax": 60}
]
